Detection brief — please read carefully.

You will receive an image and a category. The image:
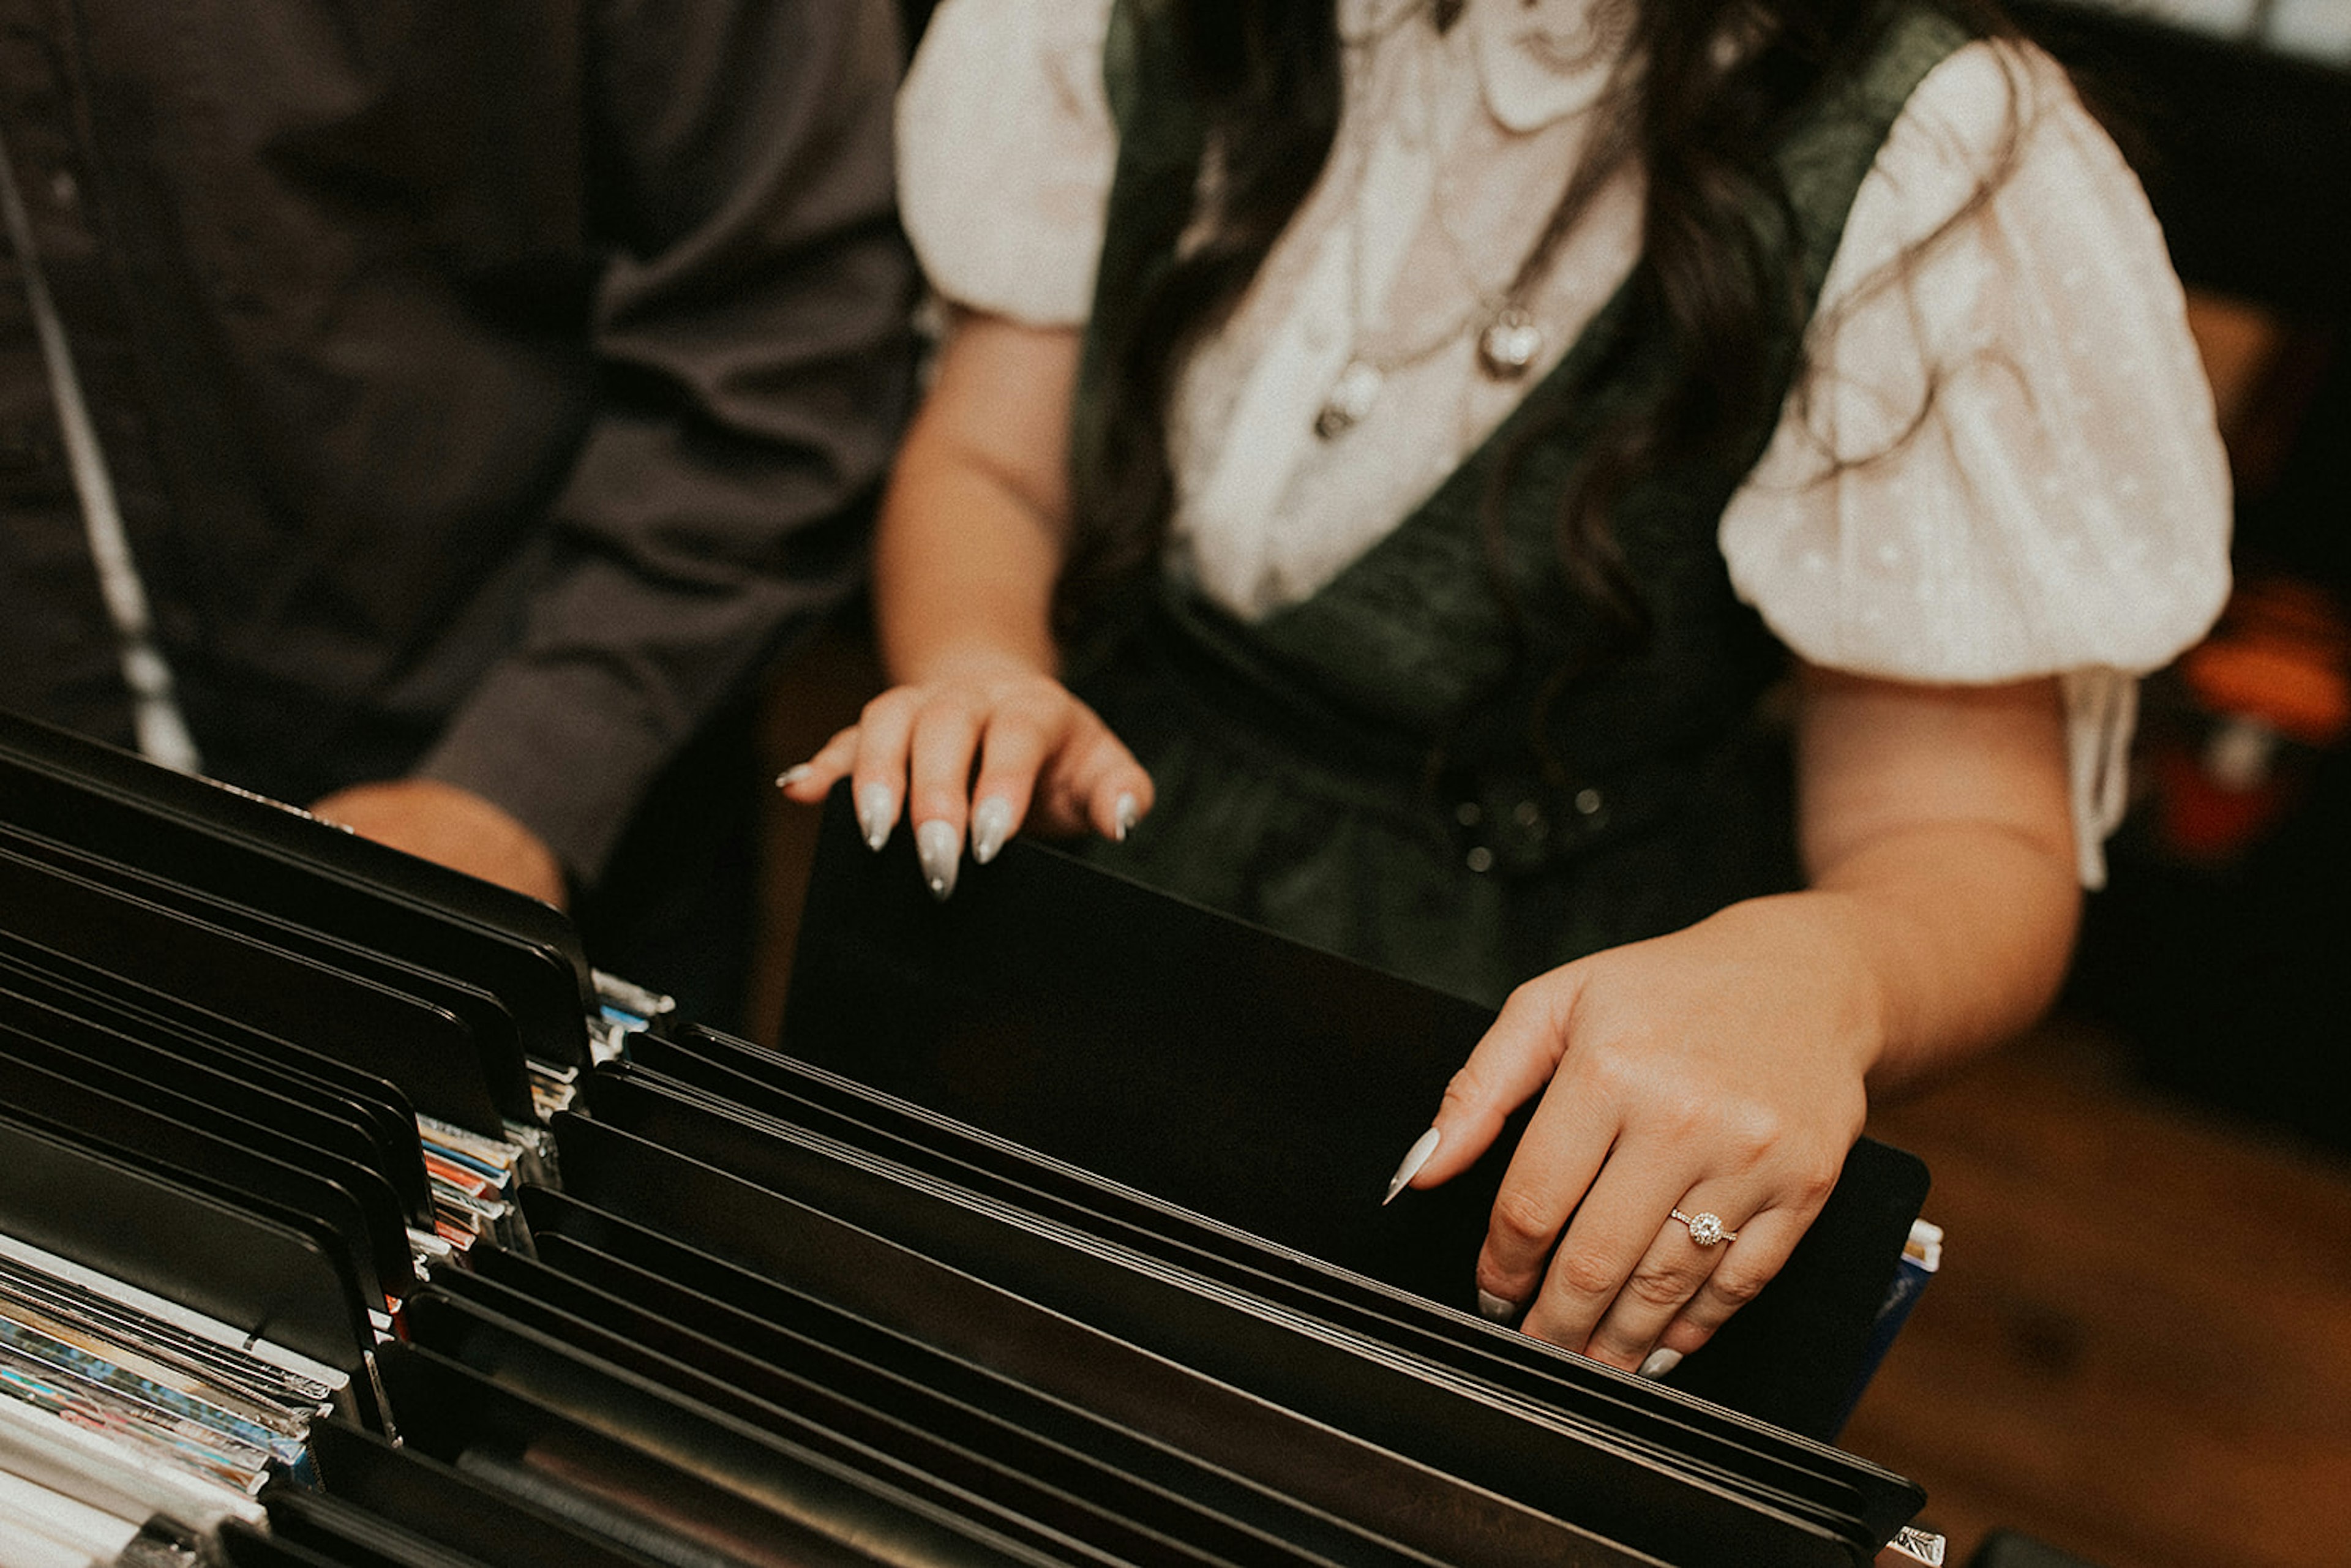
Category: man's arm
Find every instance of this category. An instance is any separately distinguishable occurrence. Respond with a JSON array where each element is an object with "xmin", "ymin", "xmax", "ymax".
[{"xmin": 368, "ymin": 0, "xmax": 915, "ymax": 896}]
